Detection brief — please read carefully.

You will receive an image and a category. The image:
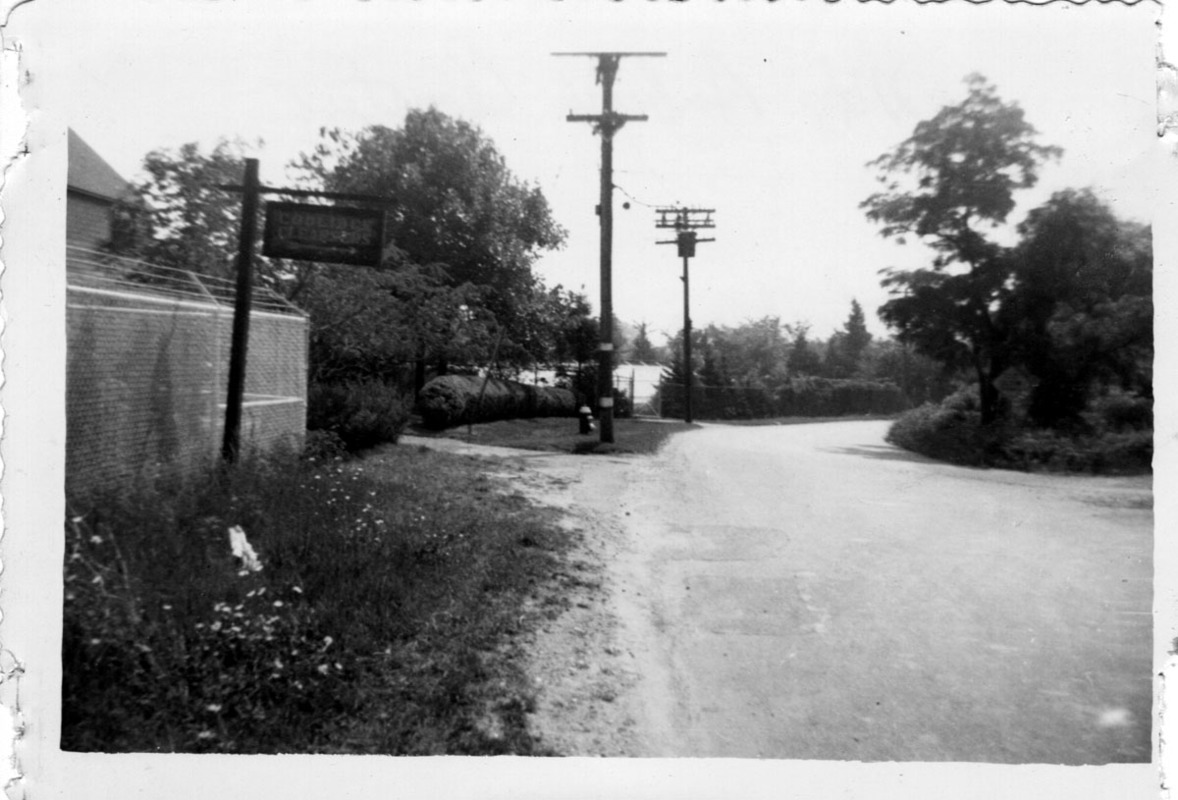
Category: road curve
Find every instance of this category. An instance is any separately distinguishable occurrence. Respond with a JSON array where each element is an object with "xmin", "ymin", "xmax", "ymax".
[{"xmin": 611, "ymin": 420, "xmax": 1152, "ymax": 764}]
